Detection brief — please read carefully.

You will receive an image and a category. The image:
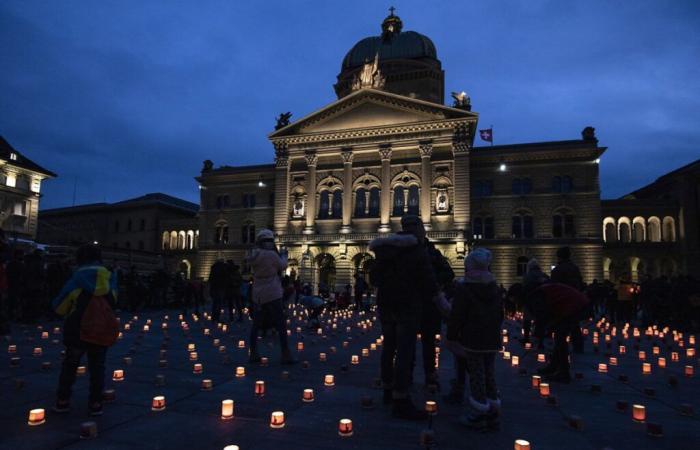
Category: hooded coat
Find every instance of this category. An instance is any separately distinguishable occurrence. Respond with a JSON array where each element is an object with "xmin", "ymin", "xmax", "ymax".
[
  {"xmin": 247, "ymin": 248, "xmax": 287, "ymax": 305},
  {"xmin": 369, "ymin": 232, "xmax": 437, "ymax": 316}
]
